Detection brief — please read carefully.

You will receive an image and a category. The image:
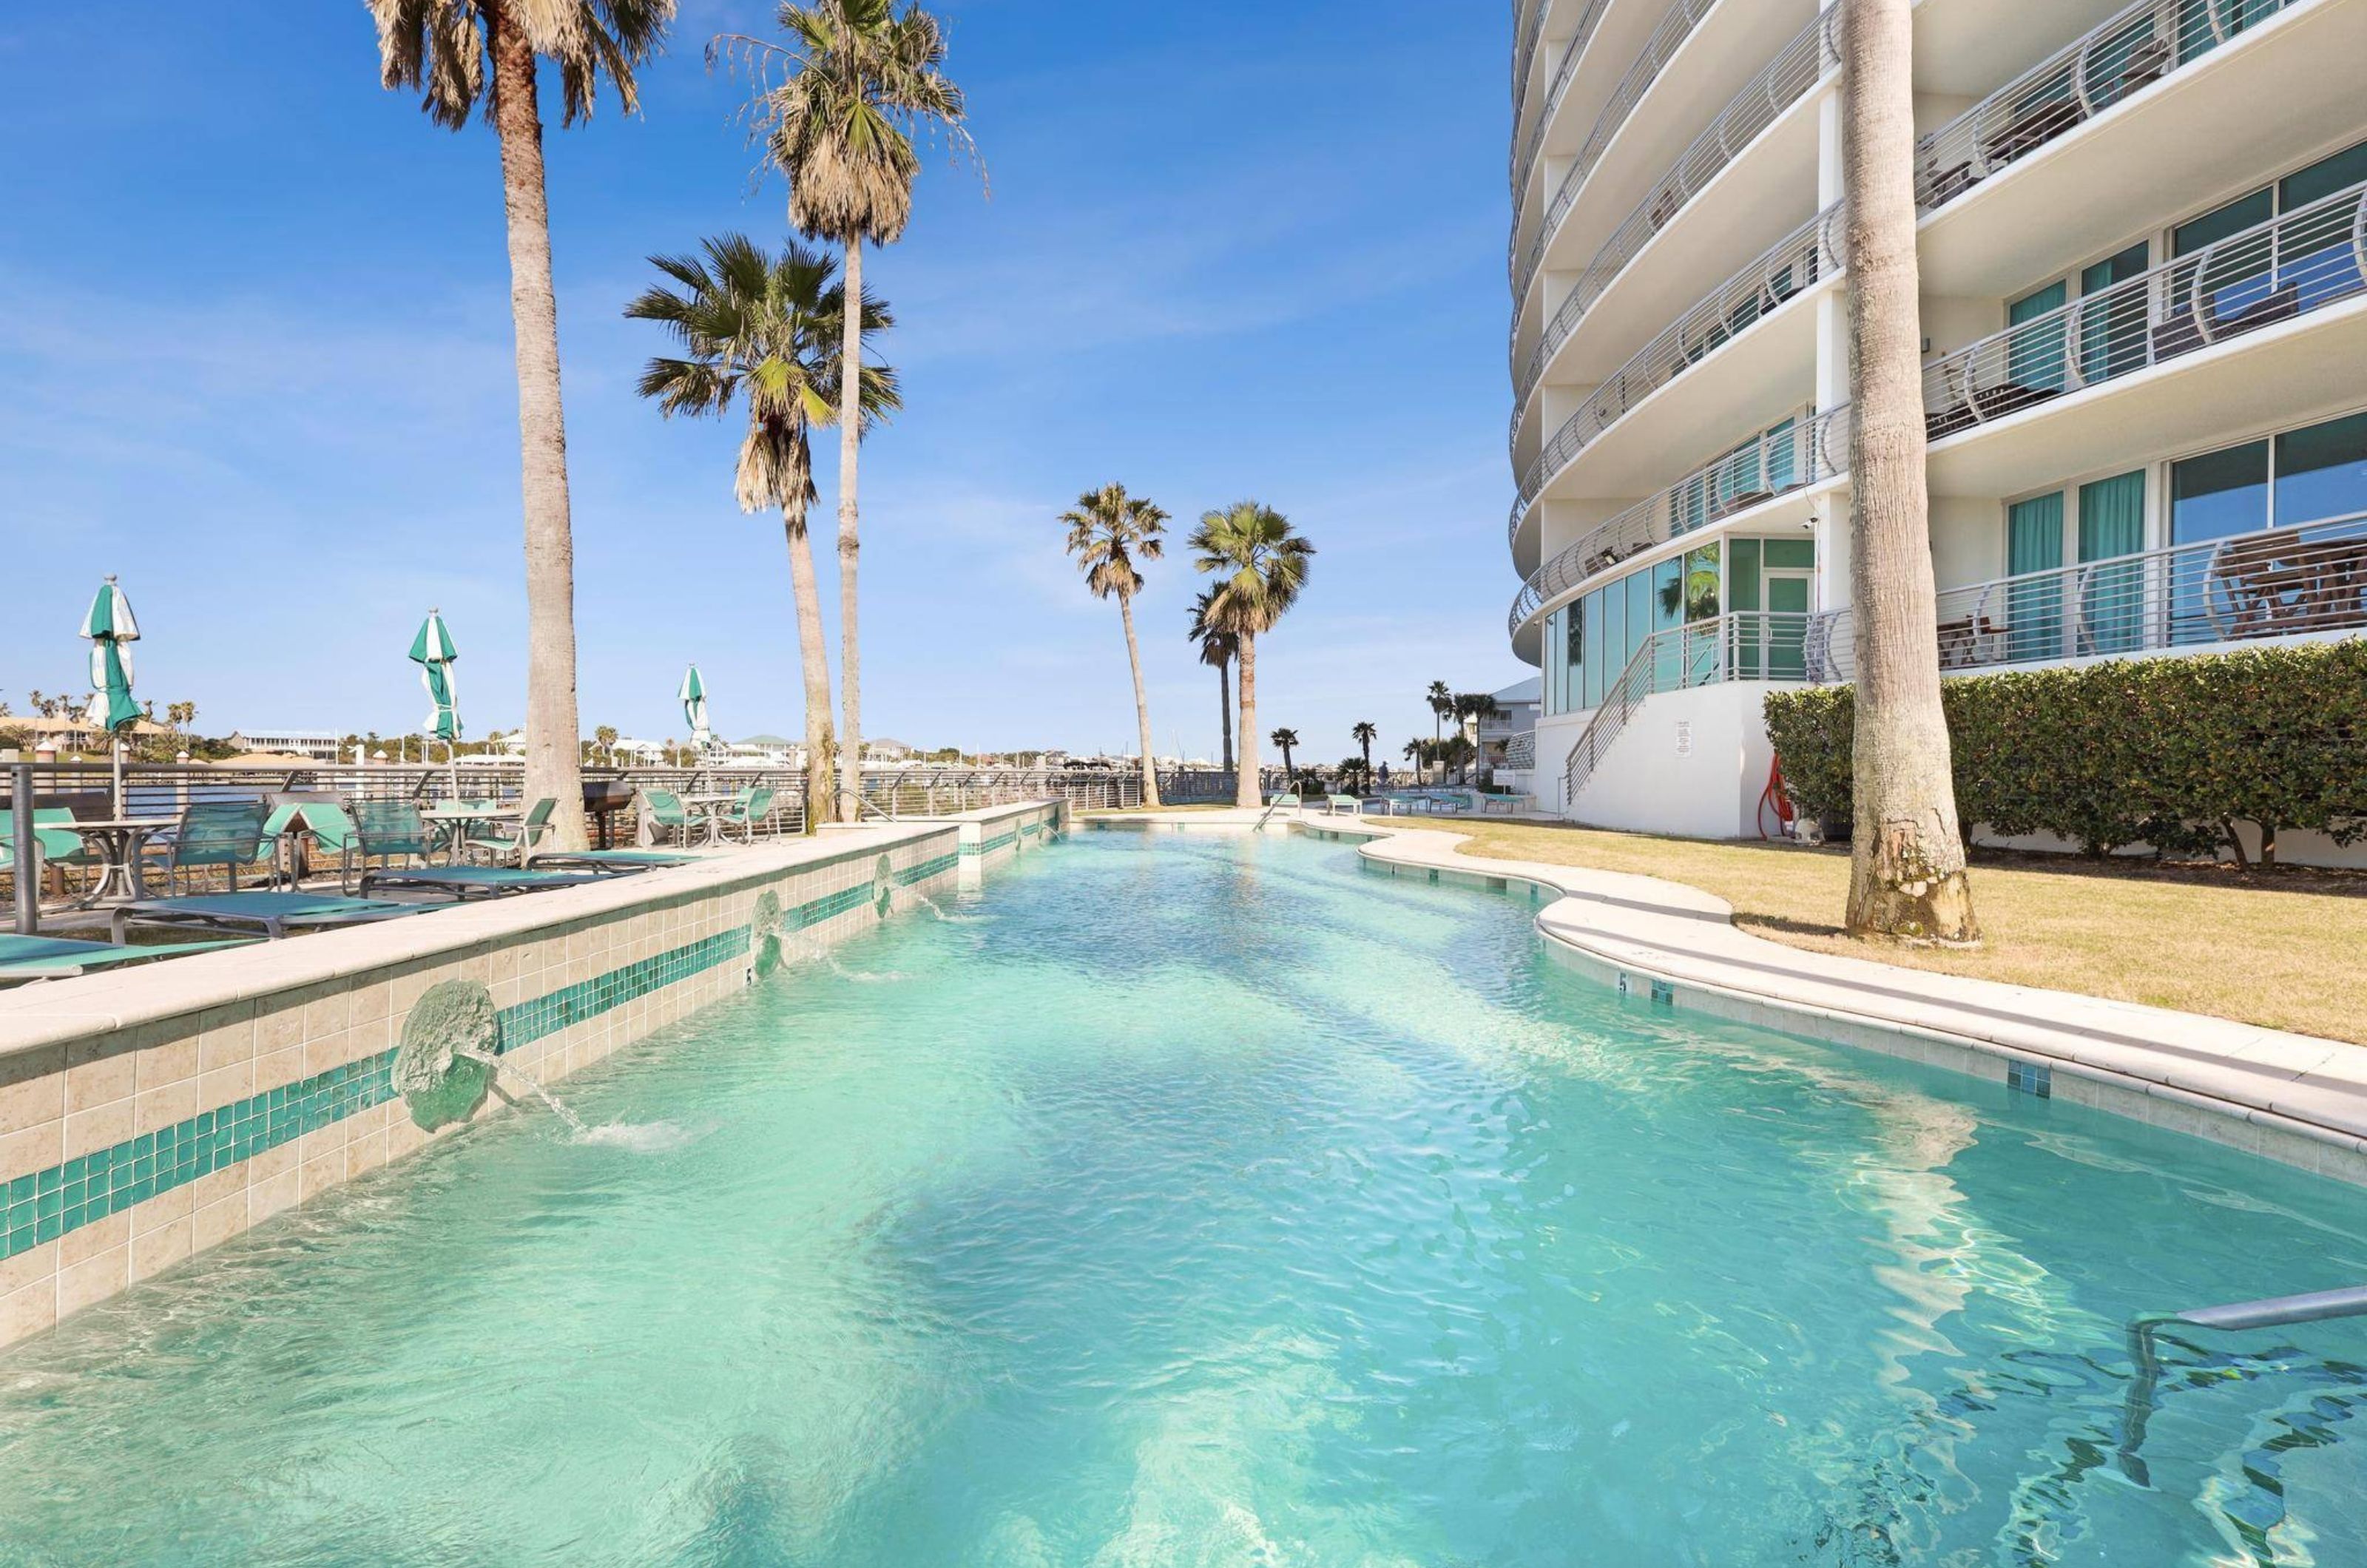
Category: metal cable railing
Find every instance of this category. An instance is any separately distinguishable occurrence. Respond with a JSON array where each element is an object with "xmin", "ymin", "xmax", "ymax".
[
  {"xmin": 1514, "ymin": 200, "xmax": 1840, "ymax": 453},
  {"xmin": 1806, "ymin": 510, "xmax": 2367, "ymax": 683},
  {"xmin": 1509, "ymin": 0, "xmax": 1616, "ymax": 202},
  {"xmin": 1914, "ymin": 0, "xmax": 2306, "ymax": 213},
  {"xmin": 1513, "ymin": 0, "xmax": 1719, "ymax": 290},
  {"xmin": 1922, "ymin": 175, "xmax": 2366, "ymax": 442},
  {"xmin": 1510, "ymin": 402, "xmax": 1850, "ymax": 609},
  {"xmin": 1510, "ymin": 0, "xmax": 1550, "ymax": 114},
  {"xmin": 1513, "ymin": 7, "xmax": 1834, "ymax": 343},
  {"xmin": 1561, "ymin": 612, "xmax": 1814, "ymax": 805}
]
